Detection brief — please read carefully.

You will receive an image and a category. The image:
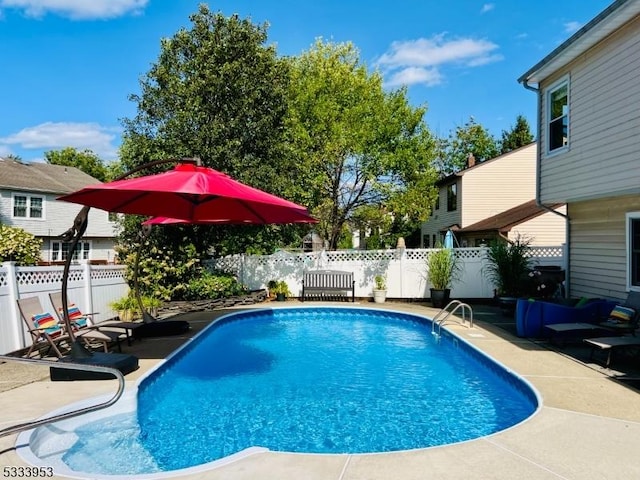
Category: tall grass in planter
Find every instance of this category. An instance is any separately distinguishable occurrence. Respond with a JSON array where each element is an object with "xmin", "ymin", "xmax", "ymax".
[{"xmin": 427, "ymin": 247, "xmax": 461, "ymax": 308}]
